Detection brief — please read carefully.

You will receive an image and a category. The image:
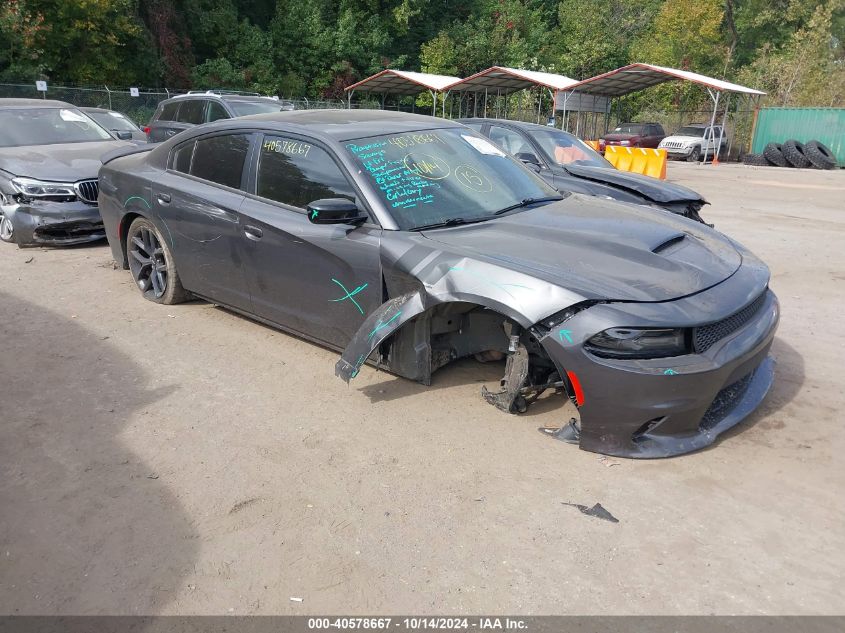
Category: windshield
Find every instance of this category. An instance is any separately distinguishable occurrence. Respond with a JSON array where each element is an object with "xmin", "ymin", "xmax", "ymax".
[
  {"xmin": 229, "ymin": 101, "xmax": 289, "ymax": 116},
  {"xmin": 676, "ymin": 126, "xmax": 706, "ymax": 137},
  {"xmin": 345, "ymin": 128, "xmax": 560, "ymax": 230},
  {"xmin": 527, "ymin": 128, "xmax": 612, "ymax": 169},
  {"xmin": 612, "ymin": 124, "xmax": 645, "ymax": 134},
  {"xmin": 0, "ymin": 108, "xmax": 113, "ymax": 147},
  {"xmin": 87, "ymin": 111, "xmax": 139, "ymax": 132}
]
